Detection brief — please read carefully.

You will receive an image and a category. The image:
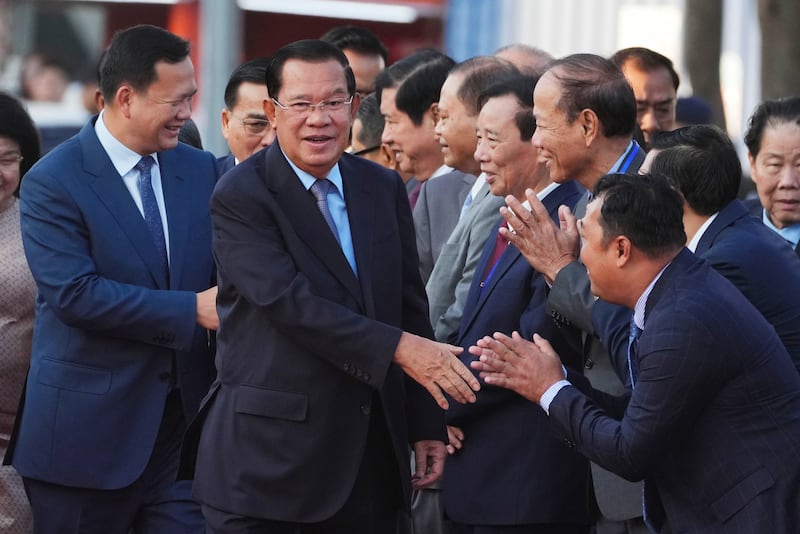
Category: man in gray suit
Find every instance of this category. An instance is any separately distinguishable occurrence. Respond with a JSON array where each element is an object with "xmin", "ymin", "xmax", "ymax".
[
  {"xmin": 497, "ymin": 54, "xmax": 647, "ymax": 534},
  {"xmin": 424, "ymin": 57, "xmax": 518, "ymax": 342}
]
